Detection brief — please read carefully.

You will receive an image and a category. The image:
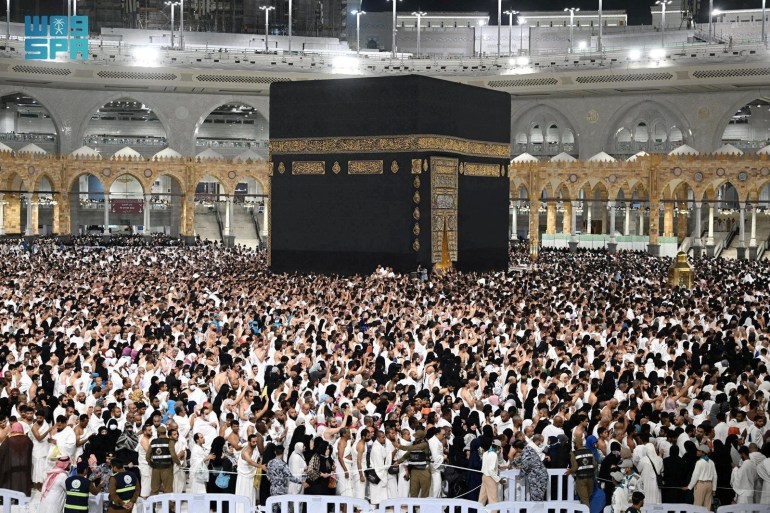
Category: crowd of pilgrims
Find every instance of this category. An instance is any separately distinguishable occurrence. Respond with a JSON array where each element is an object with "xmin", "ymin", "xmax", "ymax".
[{"xmin": 0, "ymin": 239, "xmax": 769, "ymax": 512}]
